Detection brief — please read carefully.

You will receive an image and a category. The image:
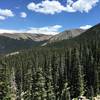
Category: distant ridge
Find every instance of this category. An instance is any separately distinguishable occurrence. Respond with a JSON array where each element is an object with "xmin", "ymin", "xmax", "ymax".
[
  {"xmin": 0, "ymin": 33, "xmax": 52, "ymax": 54},
  {"xmin": 0, "ymin": 23, "xmax": 100, "ymax": 54},
  {"xmin": 46, "ymin": 23, "xmax": 100, "ymax": 48},
  {"xmin": 45, "ymin": 29, "xmax": 85, "ymax": 45},
  {"xmin": 0, "ymin": 33, "xmax": 52, "ymax": 41}
]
